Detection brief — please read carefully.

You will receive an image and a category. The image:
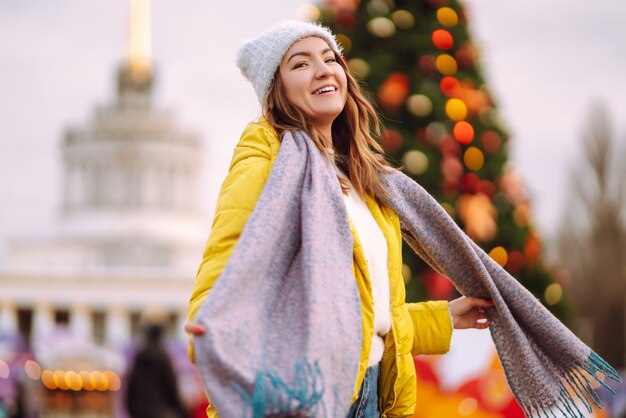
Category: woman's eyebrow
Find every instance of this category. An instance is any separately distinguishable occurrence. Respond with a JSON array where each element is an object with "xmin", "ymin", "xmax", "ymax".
[{"xmin": 286, "ymin": 48, "xmax": 333, "ymax": 63}]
